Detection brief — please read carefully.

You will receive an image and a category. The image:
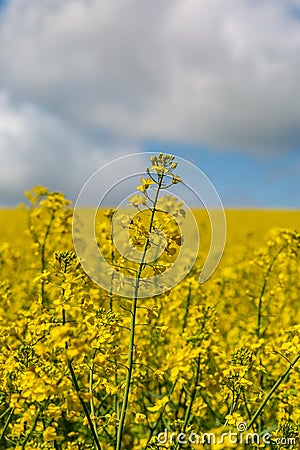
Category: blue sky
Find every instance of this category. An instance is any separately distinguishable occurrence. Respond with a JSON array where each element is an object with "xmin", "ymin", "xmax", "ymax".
[
  {"xmin": 144, "ymin": 142, "xmax": 300, "ymax": 208},
  {"xmin": 0, "ymin": 0, "xmax": 299, "ymax": 208}
]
